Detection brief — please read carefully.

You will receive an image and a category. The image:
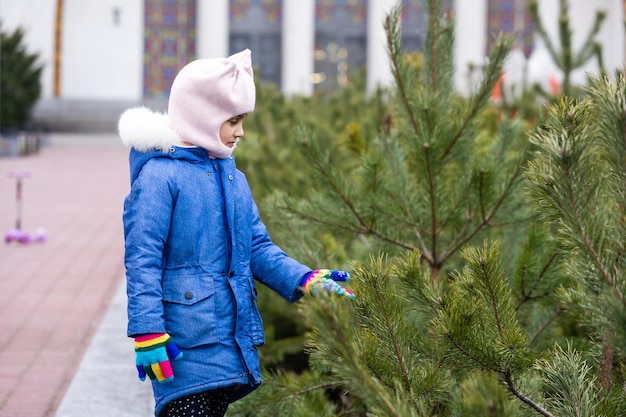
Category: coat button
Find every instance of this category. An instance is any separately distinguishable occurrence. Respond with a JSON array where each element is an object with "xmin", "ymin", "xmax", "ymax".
[
  {"xmin": 228, "ymin": 175, "xmax": 234, "ymax": 181},
  {"xmin": 184, "ymin": 291, "xmax": 193, "ymax": 300},
  {"xmin": 221, "ymin": 271, "xmax": 226, "ymax": 276}
]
